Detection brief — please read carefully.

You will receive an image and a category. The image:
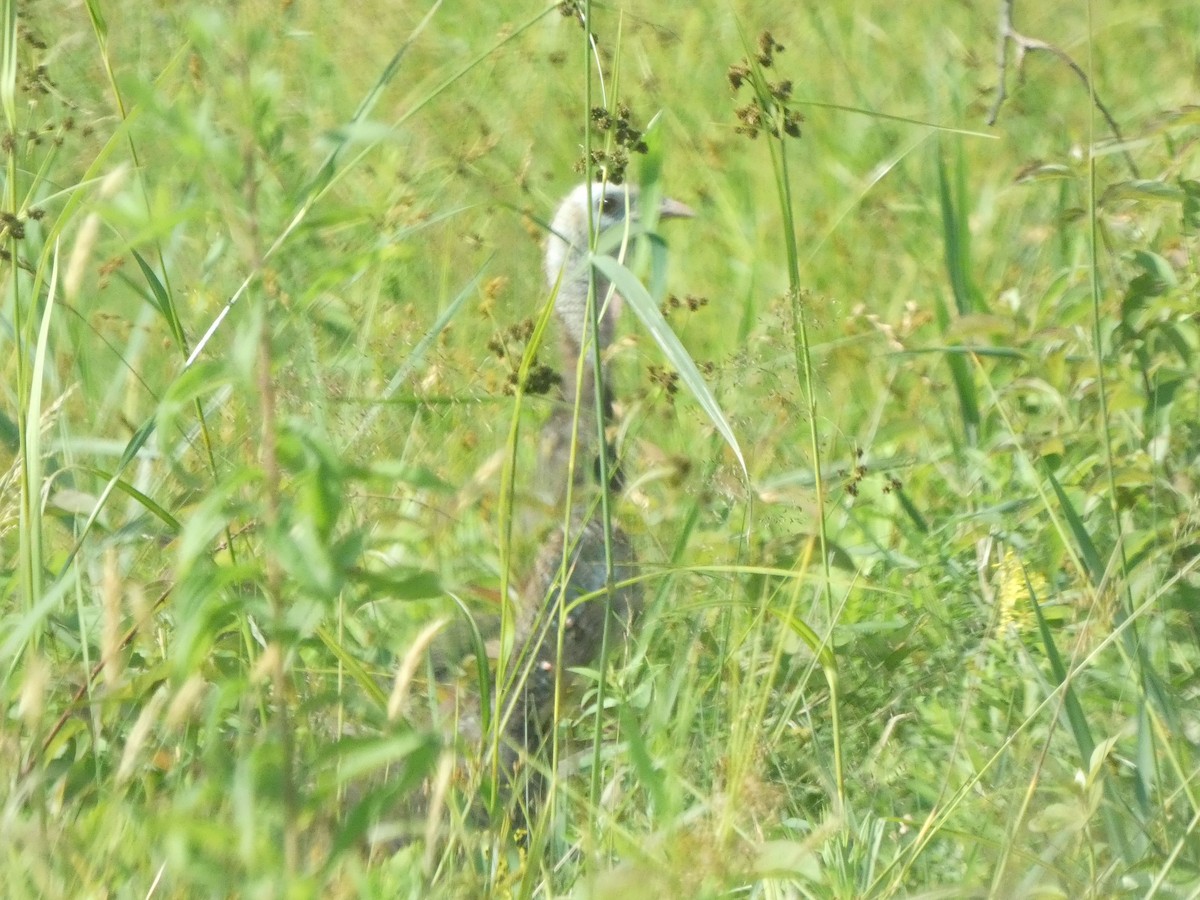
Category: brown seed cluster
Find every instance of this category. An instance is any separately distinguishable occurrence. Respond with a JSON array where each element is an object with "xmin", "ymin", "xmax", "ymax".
[
  {"xmin": 648, "ymin": 364, "xmax": 680, "ymax": 400},
  {"xmin": 576, "ymin": 103, "xmax": 648, "ymax": 185},
  {"xmin": 846, "ymin": 447, "xmax": 868, "ymax": 498},
  {"xmin": 557, "ymin": 0, "xmax": 597, "ymax": 42},
  {"xmin": 592, "ymin": 104, "xmax": 648, "ymax": 154},
  {"xmin": 661, "ymin": 293, "xmax": 710, "ymax": 317},
  {"xmin": 2, "ymin": 16, "xmax": 97, "ymax": 255},
  {"xmin": 0, "ymin": 204, "xmax": 45, "ymax": 241},
  {"xmin": 756, "ymin": 30, "xmax": 786, "ymax": 67},
  {"xmin": 844, "ymin": 448, "xmax": 905, "ymax": 498},
  {"xmin": 487, "ymin": 319, "xmax": 562, "ymax": 396},
  {"xmin": 1, "ymin": 211, "xmax": 27, "ymax": 240},
  {"xmin": 729, "ymin": 31, "xmax": 803, "ymax": 140}
]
